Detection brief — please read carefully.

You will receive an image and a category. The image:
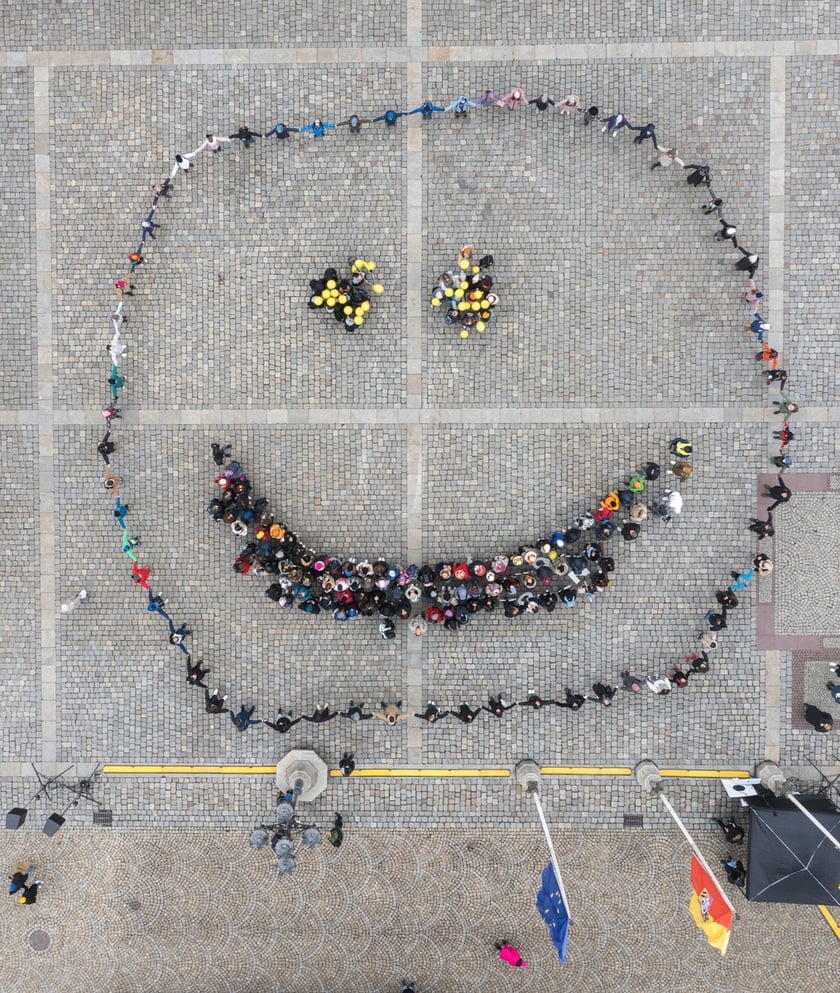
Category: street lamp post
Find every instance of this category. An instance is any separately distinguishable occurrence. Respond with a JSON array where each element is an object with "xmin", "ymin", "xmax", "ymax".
[
  {"xmin": 250, "ymin": 750, "xmax": 331, "ymax": 875},
  {"xmin": 250, "ymin": 779, "xmax": 323, "ymax": 875}
]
